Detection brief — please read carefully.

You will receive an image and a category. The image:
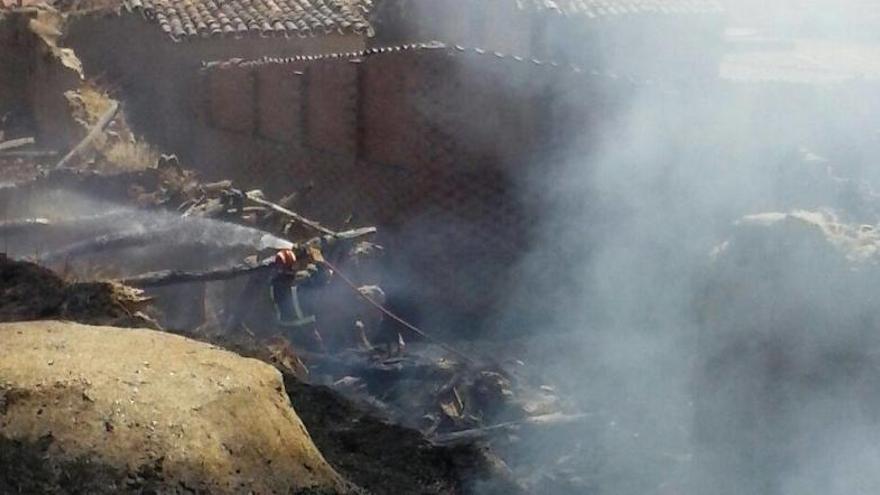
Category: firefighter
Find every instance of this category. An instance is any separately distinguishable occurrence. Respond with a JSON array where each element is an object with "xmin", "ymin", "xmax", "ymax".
[{"xmin": 271, "ymin": 248, "xmax": 328, "ymax": 350}]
